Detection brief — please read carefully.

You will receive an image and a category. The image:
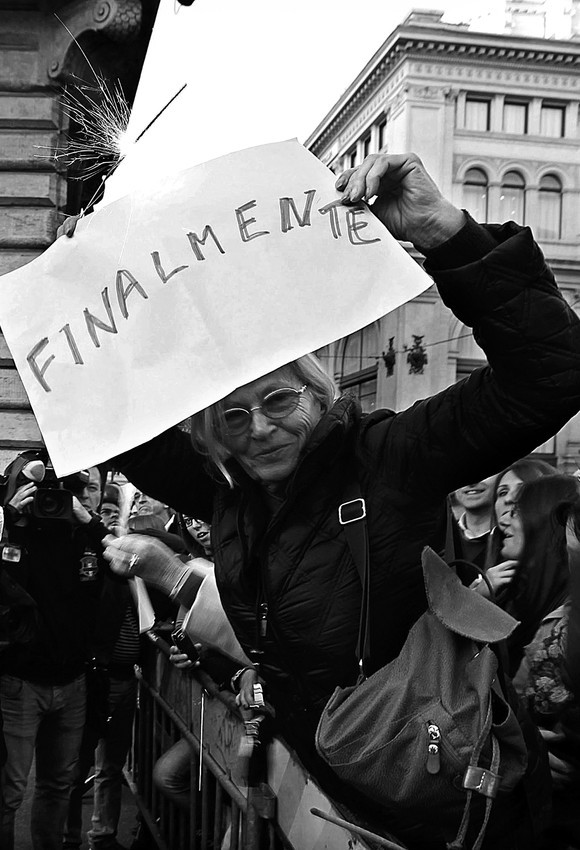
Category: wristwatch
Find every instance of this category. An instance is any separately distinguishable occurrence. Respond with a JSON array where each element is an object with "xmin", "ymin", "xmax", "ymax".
[{"xmin": 230, "ymin": 666, "xmax": 254, "ymax": 693}]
